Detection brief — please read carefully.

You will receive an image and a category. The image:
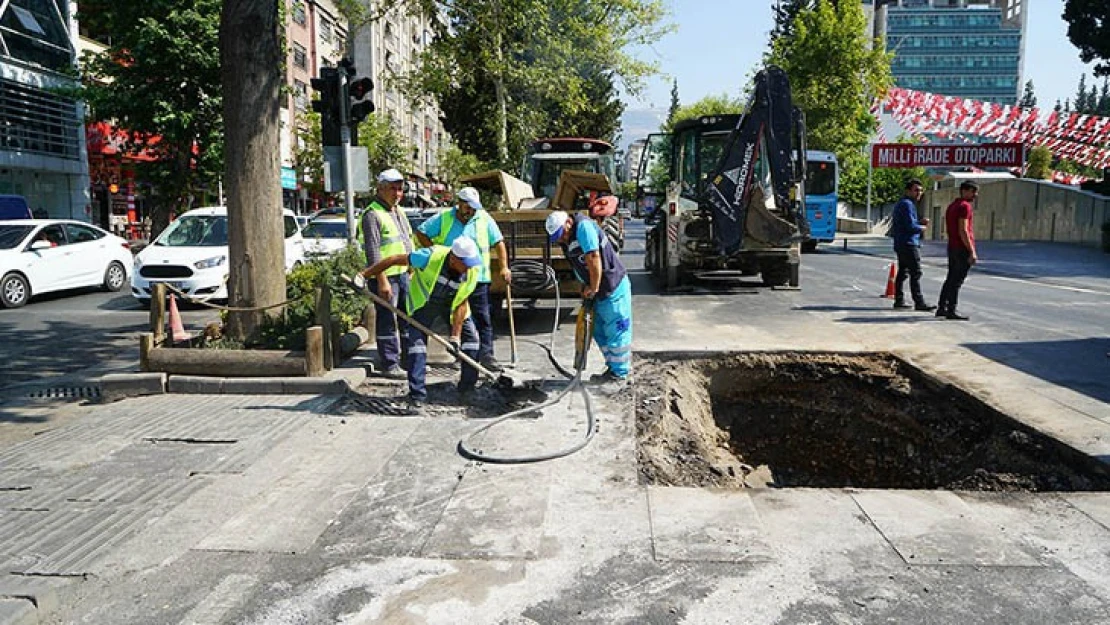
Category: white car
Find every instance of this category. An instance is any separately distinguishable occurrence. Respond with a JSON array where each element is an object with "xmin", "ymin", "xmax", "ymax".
[
  {"xmin": 0, "ymin": 219, "xmax": 133, "ymax": 309},
  {"xmin": 301, "ymin": 216, "xmax": 354, "ymax": 259},
  {"xmin": 131, "ymin": 207, "xmax": 305, "ymax": 305}
]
